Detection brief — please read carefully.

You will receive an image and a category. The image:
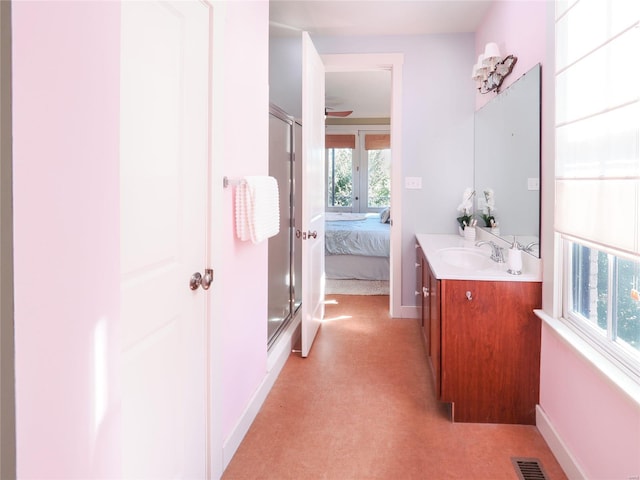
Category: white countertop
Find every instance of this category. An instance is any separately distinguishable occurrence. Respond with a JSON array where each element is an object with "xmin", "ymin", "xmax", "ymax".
[{"xmin": 416, "ymin": 233, "xmax": 542, "ymax": 282}]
